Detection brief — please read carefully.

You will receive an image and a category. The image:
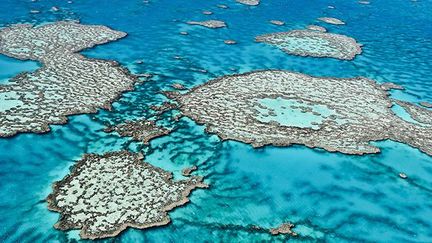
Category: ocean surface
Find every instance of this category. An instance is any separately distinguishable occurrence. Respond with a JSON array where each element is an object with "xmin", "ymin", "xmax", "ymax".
[{"xmin": 1, "ymin": 0, "xmax": 432, "ymax": 242}]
